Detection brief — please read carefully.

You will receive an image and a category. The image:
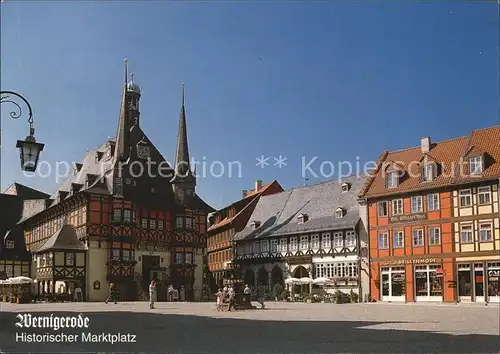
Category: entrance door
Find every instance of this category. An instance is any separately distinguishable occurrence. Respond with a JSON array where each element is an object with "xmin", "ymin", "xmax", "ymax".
[
  {"xmin": 380, "ymin": 267, "xmax": 405, "ymax": 302},
  {"xmin": 474, "ymin": 263, "xmax": 485, "ymax": 303},
  {"xmin": 457, "ymin": 263, "xmax": 472, "ymax": 303}
]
